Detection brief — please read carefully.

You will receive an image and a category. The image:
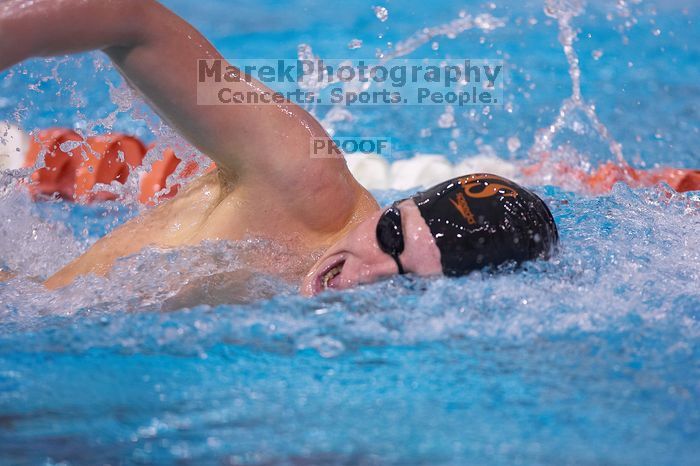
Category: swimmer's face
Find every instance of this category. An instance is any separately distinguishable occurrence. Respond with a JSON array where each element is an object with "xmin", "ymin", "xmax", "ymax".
[{"xmin": 301, "ymin": 199, "xmax": 442, "ymax": 296}]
